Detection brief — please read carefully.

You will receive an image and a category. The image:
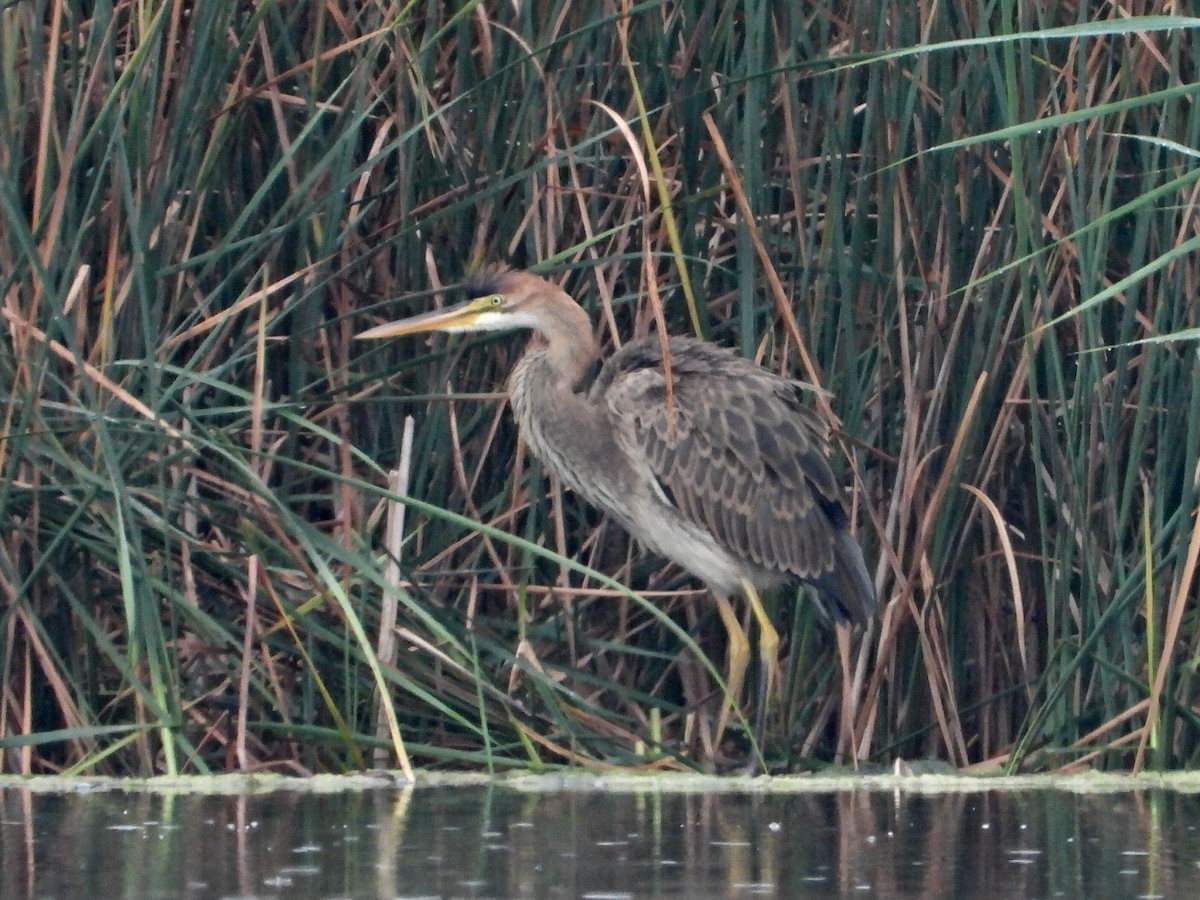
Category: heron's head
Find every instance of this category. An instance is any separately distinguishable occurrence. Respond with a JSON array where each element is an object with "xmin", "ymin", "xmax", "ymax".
[{"xmin": 356, "ymin": 266, "xmax": 565, "ymax": 341}]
